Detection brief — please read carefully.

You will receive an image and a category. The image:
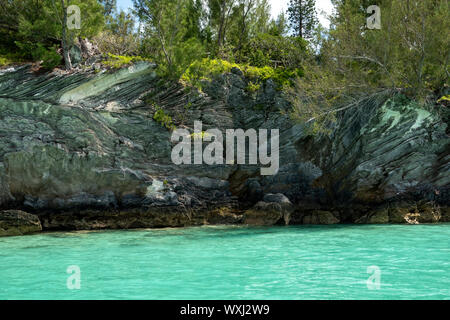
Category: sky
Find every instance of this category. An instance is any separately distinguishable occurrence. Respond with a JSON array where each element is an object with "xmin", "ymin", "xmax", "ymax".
[{"xmin": 117, "ymin": 0, "xmax": 333, "ymax": 28}]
